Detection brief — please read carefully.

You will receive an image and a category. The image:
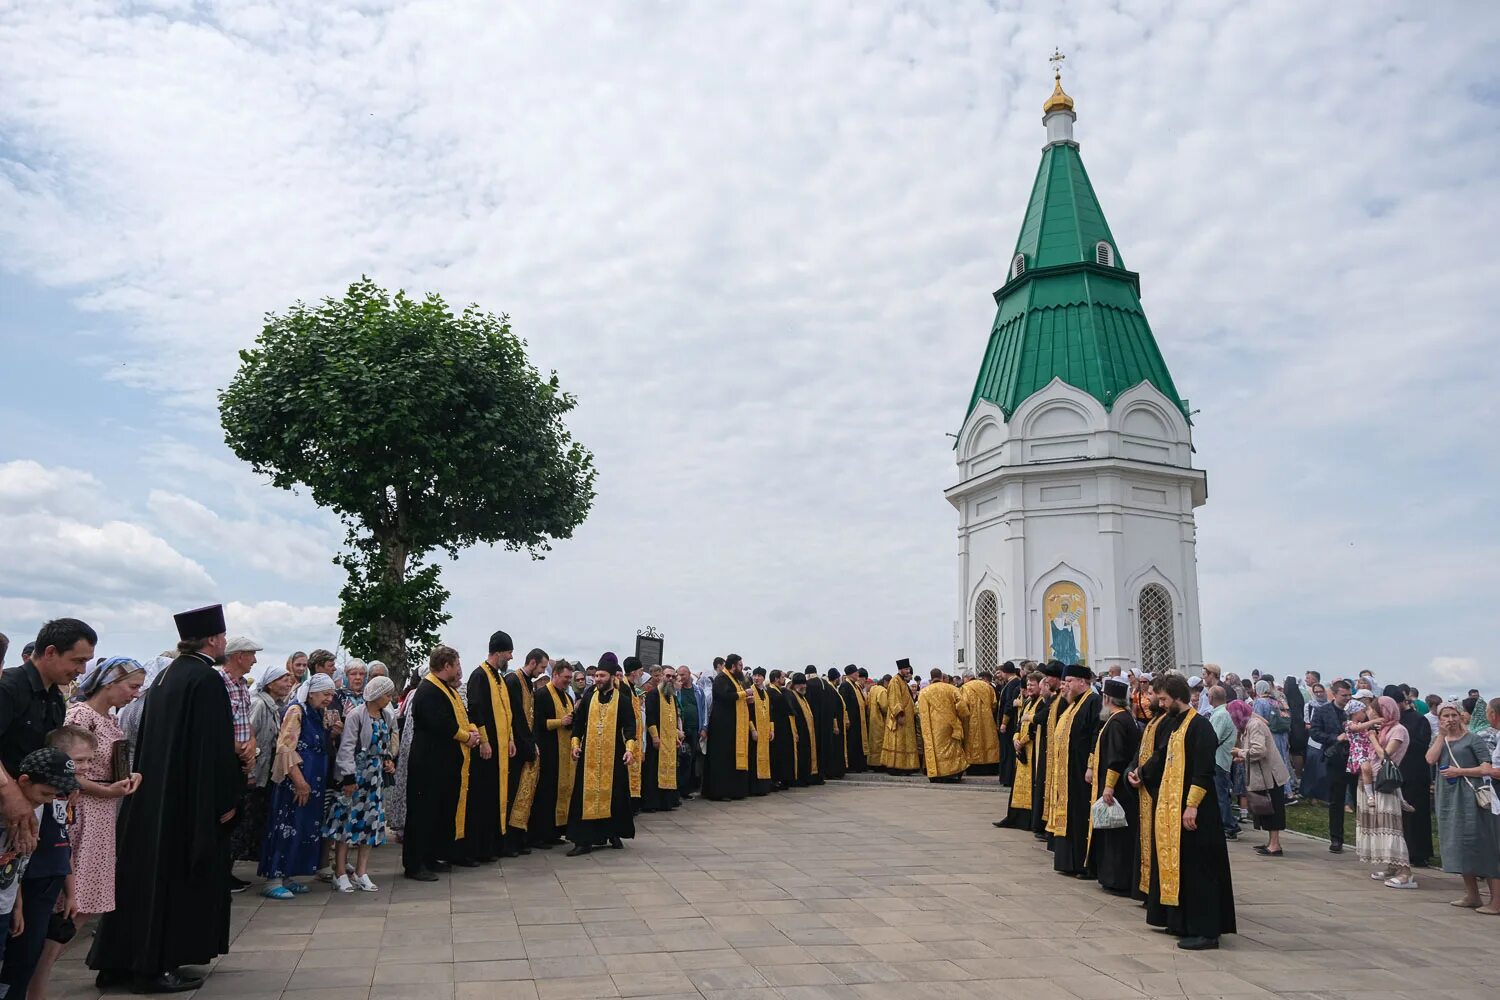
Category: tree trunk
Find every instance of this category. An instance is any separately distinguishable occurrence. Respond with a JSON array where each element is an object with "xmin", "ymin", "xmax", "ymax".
[{"xmin": 376, "ymin": 534, "xmax": 409, "ymax": 687}]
